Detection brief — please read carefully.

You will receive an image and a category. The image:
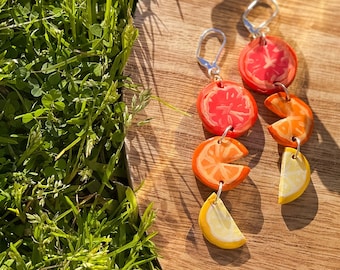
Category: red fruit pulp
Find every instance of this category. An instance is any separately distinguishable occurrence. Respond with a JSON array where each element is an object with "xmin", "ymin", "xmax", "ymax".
[
  {"xmin": 197, "ymin": 80, "xmax": 258, "ymax": 137},
  {"xmin": 239, "ymin": 35, "xmax": 297, "ymax": 95}
]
